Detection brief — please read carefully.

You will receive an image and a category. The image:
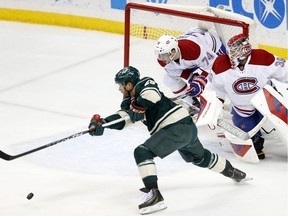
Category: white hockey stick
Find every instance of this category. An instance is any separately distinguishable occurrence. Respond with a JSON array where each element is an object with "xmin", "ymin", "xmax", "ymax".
[{"xmin": 169, "ymin": 93, "xmax": 188, "ymax": 101}]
